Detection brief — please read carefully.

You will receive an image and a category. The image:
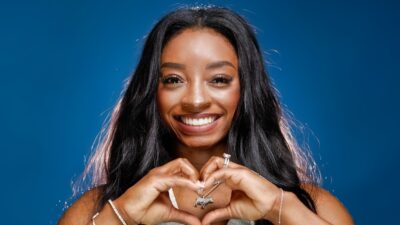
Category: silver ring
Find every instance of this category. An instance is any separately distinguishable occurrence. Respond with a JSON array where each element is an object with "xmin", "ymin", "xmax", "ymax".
[{"xmin": 223, "ymin": 153, "xmax": 231, "ymax": 168}]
